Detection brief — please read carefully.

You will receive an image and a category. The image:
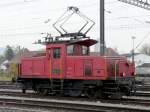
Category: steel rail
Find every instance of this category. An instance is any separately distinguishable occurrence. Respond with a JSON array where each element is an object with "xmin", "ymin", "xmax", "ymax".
[
  {"xmin": 0, "ymin": 85, "xmax": 150, "ymax": 109},
  {"xmin": 0, "ymin": 96, "xmax": 149, "ymax": 112}
]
